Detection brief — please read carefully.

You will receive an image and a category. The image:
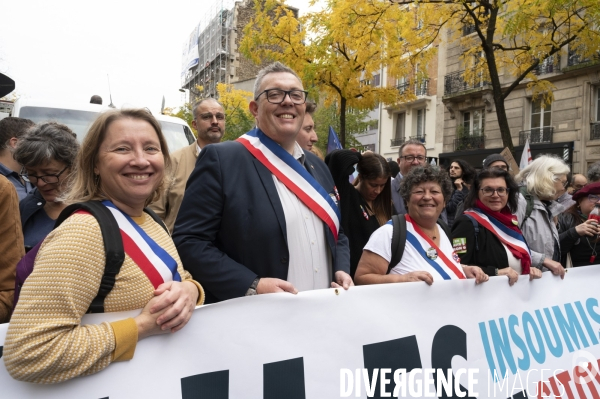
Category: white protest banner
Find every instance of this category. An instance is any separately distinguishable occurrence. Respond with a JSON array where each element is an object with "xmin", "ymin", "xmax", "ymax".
[{"xmin": 1, "ymin": 266, "xmax": 600, "ymax": 398}]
